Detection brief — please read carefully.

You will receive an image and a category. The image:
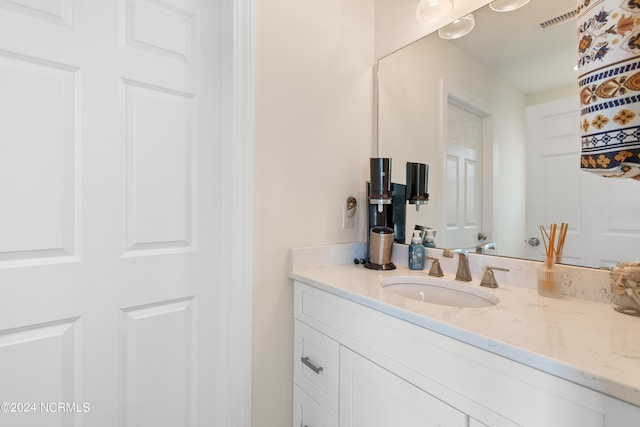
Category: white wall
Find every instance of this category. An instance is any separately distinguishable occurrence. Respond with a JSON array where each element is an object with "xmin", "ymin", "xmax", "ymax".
[
  {"xmin": 252, "ymin": 0, "xmax": 501, "ymax": 425},
  {"xmin": 527, "ymin": 83, "xmax": 579, "ymax": 107},
  {"xmin": 377, "ymin": 34, "xmax": 527, "ymax": 257},
  {"xmin": 253, "ymin": 0, "xmax": 375, "ymax": 426}
]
